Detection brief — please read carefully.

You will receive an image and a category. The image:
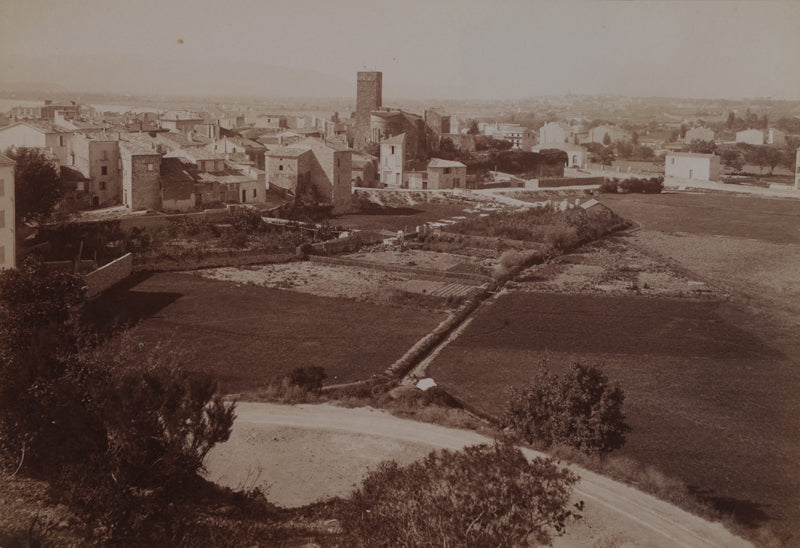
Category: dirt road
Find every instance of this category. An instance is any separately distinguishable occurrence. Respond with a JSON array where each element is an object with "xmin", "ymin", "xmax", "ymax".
[{"xmin": 205, "ymin": 402, "xmax": 751, "ymax": 548}]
